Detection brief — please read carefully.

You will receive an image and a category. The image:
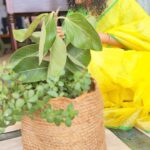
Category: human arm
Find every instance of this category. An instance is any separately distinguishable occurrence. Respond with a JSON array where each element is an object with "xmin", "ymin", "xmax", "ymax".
[
  {"xmin": 57, "ymin": 26, "xmax": 125, "ymax": 48},
  {"xmin": 99, "ymin": 33, "xmax": 125, "ymax": 48}
]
